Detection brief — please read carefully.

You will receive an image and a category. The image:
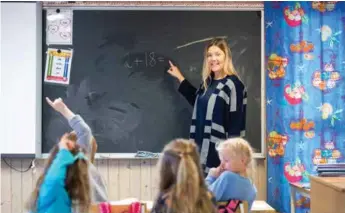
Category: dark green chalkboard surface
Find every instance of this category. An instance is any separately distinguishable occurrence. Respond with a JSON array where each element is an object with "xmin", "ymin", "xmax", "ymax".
[{"xmin": 42, "ymin": 10, "xmax": 262, "ymax": 154}]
